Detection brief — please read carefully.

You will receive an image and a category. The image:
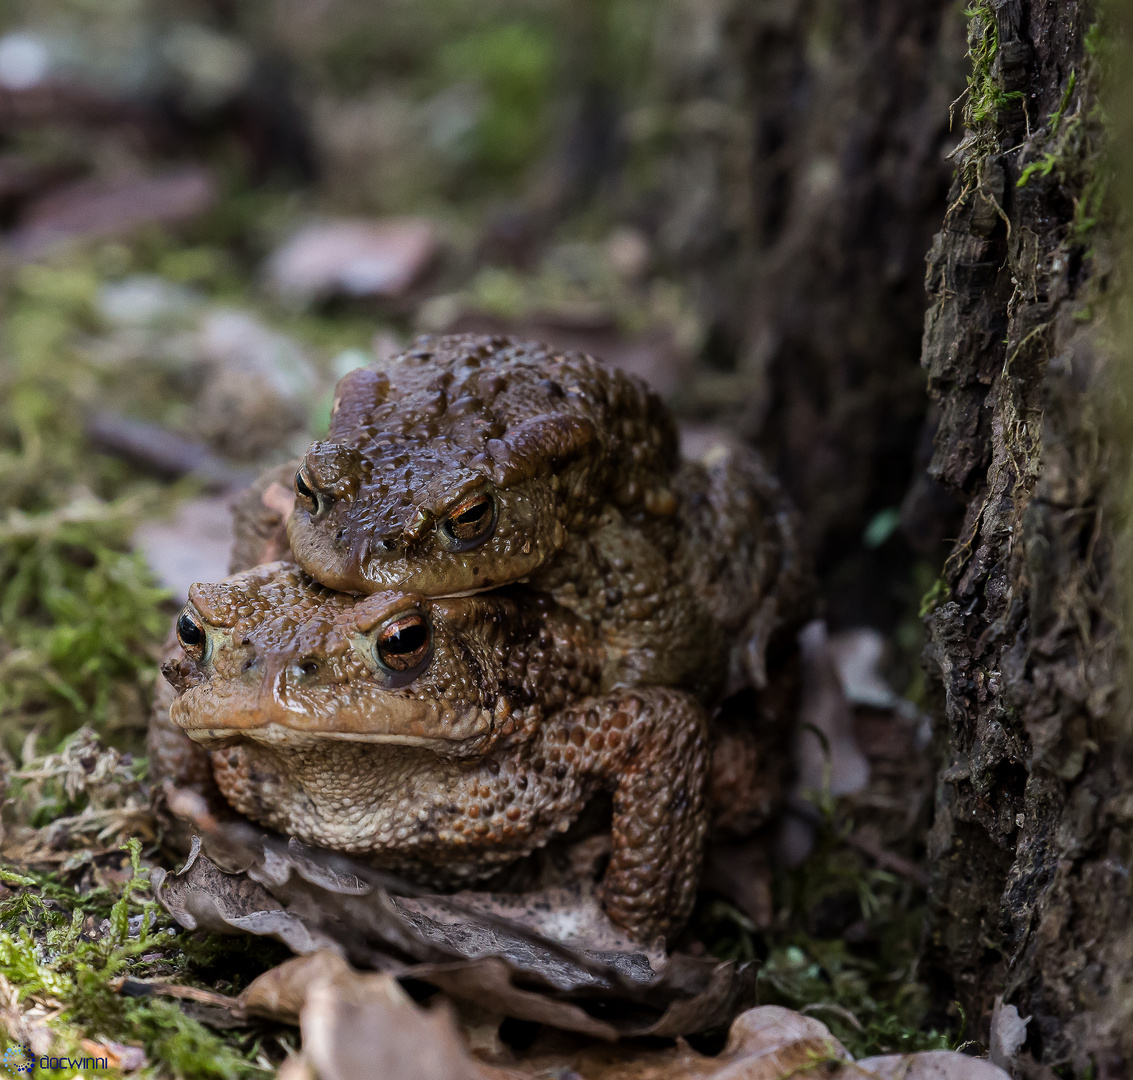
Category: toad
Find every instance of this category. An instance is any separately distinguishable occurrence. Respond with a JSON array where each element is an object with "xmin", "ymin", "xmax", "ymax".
[
  {"xmin": 159, "ymin": 561, "xmax": 713, "ymax": 942},
  {"xmin": 284, "ymin": 334, "xmax": 809, "ymax": 699}
]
